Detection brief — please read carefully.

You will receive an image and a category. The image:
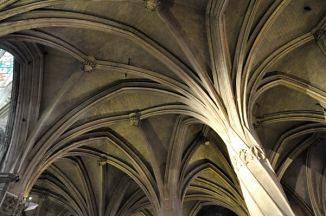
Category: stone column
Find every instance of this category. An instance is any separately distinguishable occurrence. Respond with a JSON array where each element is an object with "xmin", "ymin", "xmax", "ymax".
[
  {"xmin": 223, "ymin": 129, "xmax": 295, "ymax": 216},
  {"xmin": 157, "ymin": 190, "xmax": 182, "ymax": 216}
]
